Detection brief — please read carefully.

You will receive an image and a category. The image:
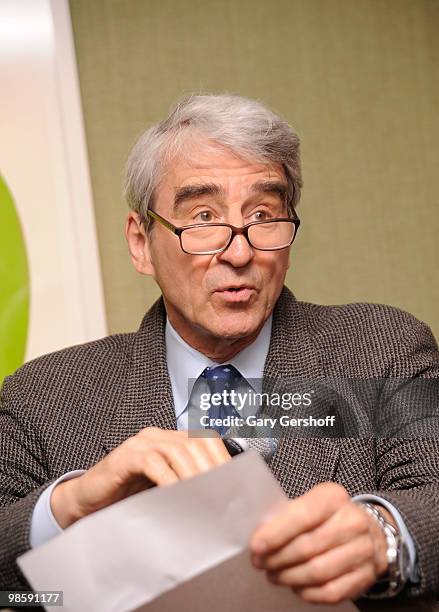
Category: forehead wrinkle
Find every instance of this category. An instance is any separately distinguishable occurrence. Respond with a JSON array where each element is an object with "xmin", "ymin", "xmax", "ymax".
[{"xmin": 173, "ymin": 183, "xmax": 225, "ymax": 211}]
